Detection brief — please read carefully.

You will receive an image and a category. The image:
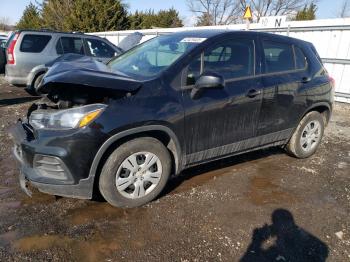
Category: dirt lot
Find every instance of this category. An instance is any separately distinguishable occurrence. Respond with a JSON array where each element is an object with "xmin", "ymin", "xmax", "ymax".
[{"xmin": 0, "ymin": 75, "xmax": 349, "ymax": 261}]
